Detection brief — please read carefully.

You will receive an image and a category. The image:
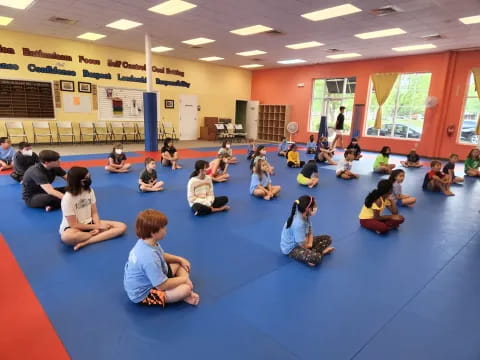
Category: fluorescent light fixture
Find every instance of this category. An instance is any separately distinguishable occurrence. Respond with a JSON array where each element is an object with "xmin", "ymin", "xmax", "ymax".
[
  {"xmin": 77, "ymin": 32, "xmax": 106, "ymax": 41},
  {"xmin": 355, "ymin": 27, "xmax": 406, "ymax": 39},
  {"xmin": 0, "ymin": 0, "xmax": 34, "ymax": 10},
  {"xmin": 106, "ymin": 19, "xmax": 143, "ymax": 30},
  {"xmin": 236, "ymin": 50, "xmax": 267, "ymax": 56},
  {"xmin": 151, "ymin": 46, "xmax": 174, "ymax": 52},
  {"xmin": 301, "ymin": 3, "xmax": 361, "ymax": 21},
  {"xmin": 286, "ymin": 41, "xmax": 324, "ymax": 49},
  {"xmin": 148, "ymin": 0, "xmax": 197, "ymax": 16},
  {"xmin": 326, "ymin": 53, "xmax": 362, "ymax": 59},
  {"xmin": 0, "ymin": 15, "xmax": 13, "ymax": 26},
  {"xmin": 199, "ymin": 56, "xmax": 224, "ymax": 61},
  {"xmin": 277, "ymin": 59, "xmax": 307, "ymax": 64},
  {"xmin": 230, "ymin": 24, "xmax": 273, "ymax": 36},
  {"xmin": 459, "ymin": 15, "xmax": 480, "ymax": 24},
  {"xmin": 240, "ymin": 64, "xmax": 264, "ymax": 68},
  {"xmin": 182, "ymin": 37, "xmax": 215, "ymax": 45},
  {"xmin": 392, "ymin": 44, "xmax": 436, "ymax": 52}
]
